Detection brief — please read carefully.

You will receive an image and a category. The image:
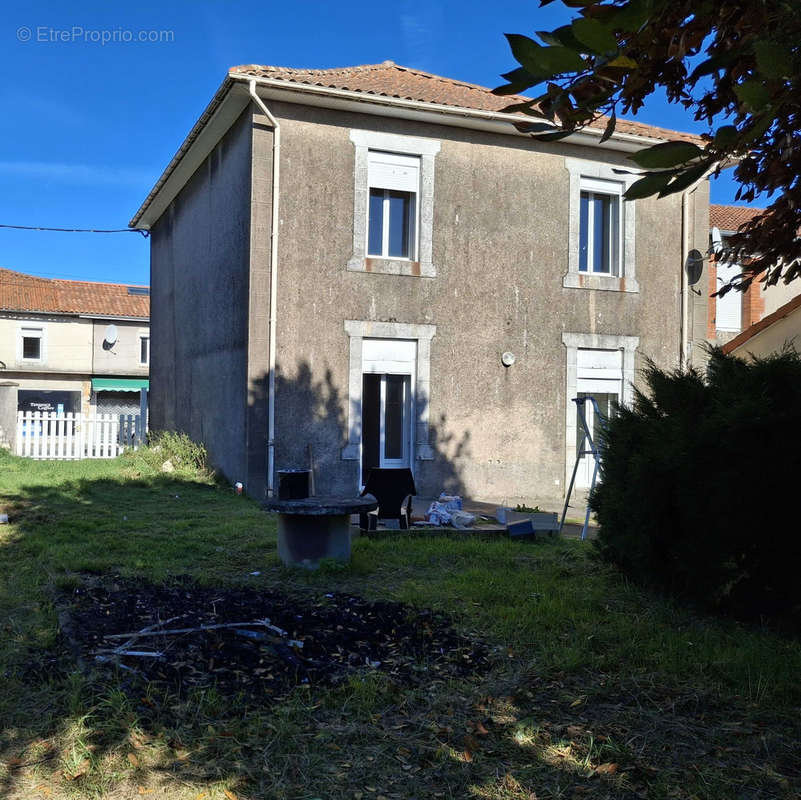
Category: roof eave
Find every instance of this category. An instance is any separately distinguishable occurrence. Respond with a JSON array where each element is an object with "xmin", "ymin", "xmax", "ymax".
[{"xmin": 131, "ymin": 71, "xmax": 700, "ymax": 230}]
